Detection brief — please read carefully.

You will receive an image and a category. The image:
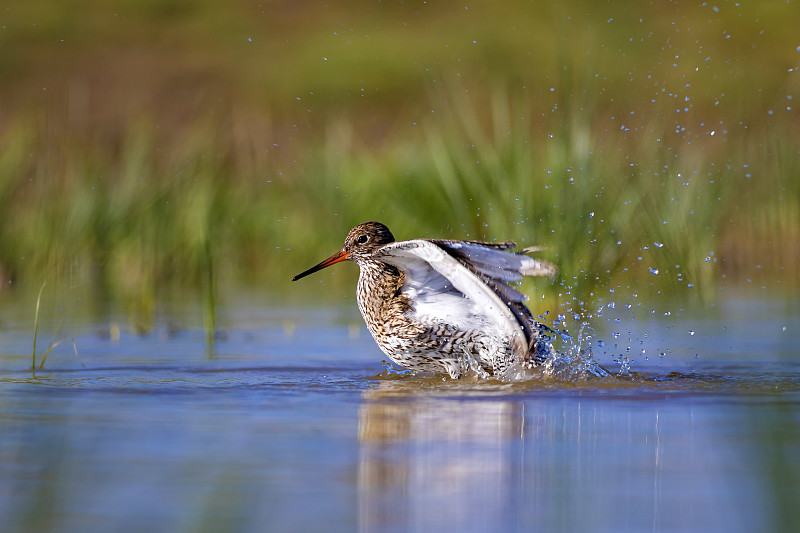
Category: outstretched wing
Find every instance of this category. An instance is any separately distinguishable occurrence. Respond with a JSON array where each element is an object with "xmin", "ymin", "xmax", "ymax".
[
  {"xmin": 430, "ymin": 239, "xmax": 556, "ymax": 283},
  {"xmin": 372, "ymin": 239, "xmax": 556, "ymax": 359},
  {"xmin": 431, "ymin": 240, "xmax": 556, "ymax": 352}
]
